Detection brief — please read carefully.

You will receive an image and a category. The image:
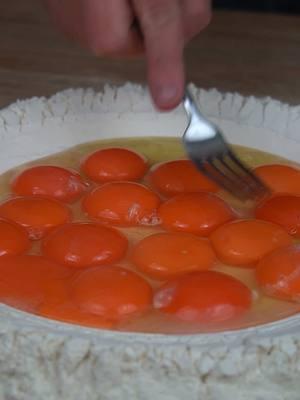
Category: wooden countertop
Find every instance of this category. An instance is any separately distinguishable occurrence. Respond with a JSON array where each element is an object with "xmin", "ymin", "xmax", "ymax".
[{"xmin": 1, "ymin": 1, "xmax": 300, "ymax": 108}]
